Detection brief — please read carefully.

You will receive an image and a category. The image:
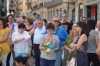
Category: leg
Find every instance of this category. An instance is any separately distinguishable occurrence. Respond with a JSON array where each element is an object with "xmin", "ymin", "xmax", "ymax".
[
  {"xmin": 87, "ymin": 53, "xmax": 92, "ymax": 66},
  {"xmin": 2, "ymin": 53, "xmax": 8, "ymax": 66},
  {"xmin": 55, "ymin": 50, "xmax": 62, "ymax": 66},
  {"xmin": 61, "ymin": 49, "xmax": 68, "ymax": 66},
  {"xmin": 40, "ymin": 58, "xmax": 48, "ymax": 66},
  {"xmin": 91, "ymin": 53, "xmax": 100, "ymax": 66},
  {"xmin": 48, "ymin": 60, "xmax": 55, "ymax": 66},
  {"xmin": 34, "ymin": 44, "xmax": 40, "ymax": 66}
]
